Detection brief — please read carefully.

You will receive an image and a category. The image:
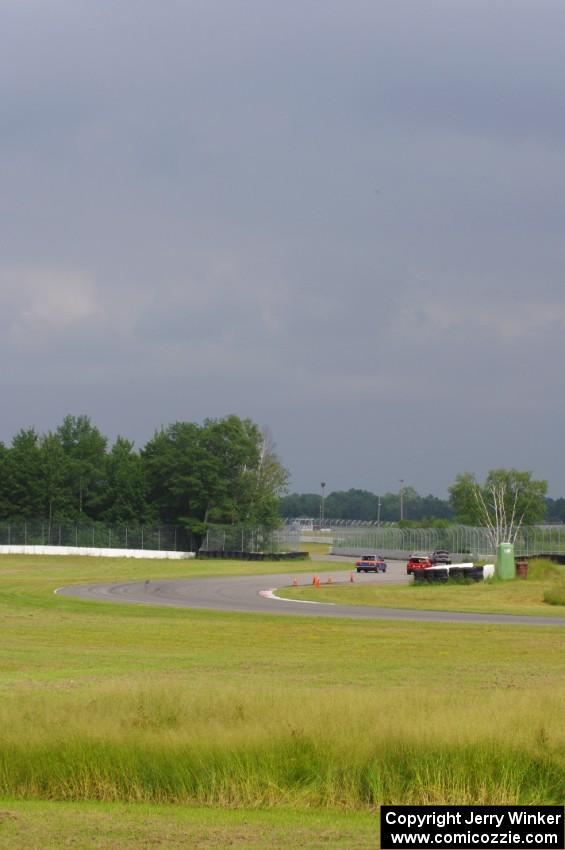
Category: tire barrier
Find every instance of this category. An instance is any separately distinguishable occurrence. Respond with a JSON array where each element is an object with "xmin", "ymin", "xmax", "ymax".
[
  {"xmin": 448, "ymin": 566, "xmax": 484, "ymax": 583},
  {"xmin": 414, "ymin": 568, "xmax": 449, "ymax": 584},
  {"xmin": 535, "ymin": 552, "xmax": 565, "ymax": 565},
  {"xmin": 413, "ymin": 566, "xmax": 484, "ymax": 584}
]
